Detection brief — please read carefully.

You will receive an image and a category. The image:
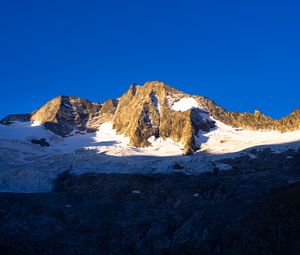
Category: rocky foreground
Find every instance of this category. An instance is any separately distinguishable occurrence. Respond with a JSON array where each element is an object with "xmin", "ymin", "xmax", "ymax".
[{"xmin": 0, "ymin": 149, "xmax": 300, "ymax": 255}]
